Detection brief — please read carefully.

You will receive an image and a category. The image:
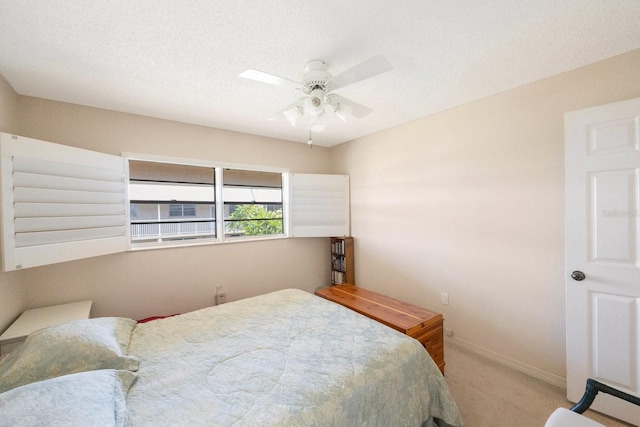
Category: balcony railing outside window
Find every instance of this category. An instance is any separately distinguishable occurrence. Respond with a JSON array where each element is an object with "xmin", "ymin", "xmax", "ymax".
[{"xmin": 131, "ymin": 218, "xmax": 216, "ymax": 242}]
